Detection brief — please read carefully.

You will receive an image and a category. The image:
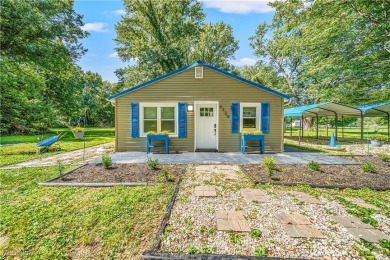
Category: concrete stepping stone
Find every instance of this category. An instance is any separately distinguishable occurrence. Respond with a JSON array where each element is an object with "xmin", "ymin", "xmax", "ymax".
[
  {"xmin": 215, "ymin": 210, "xmax": 250, "ymax": 232},
  {"xmin": 276, "ymin": 213, "xmax": 312, "ymax": 225},
  {"xmin": 347, "ymin": 198, "xmax": 381, "ymax": 211},
  {"xmin": 195, "ymin": 165, "xmax": 213, "ymax": 172},
  {"xmin": 194, "ymin": 186, "xmax": 217, "ymax": 197},
  {"xmin": 330, "ymin": 216, "xmax": 373, "ymax": 229},
  {"xmin": 239, "ymin": 188, "xmax": 268, "ymax": 203},
  {"xmin": 330, "ymin": 216, "xmax": 390, "ymax": 243},
  {"xmin": 290, "ymin": 191, "xmax": 324, "ymax": 204},
  {"xmin": 282, "ymin": 224, "xmax": 326, "ymax": 239}
]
